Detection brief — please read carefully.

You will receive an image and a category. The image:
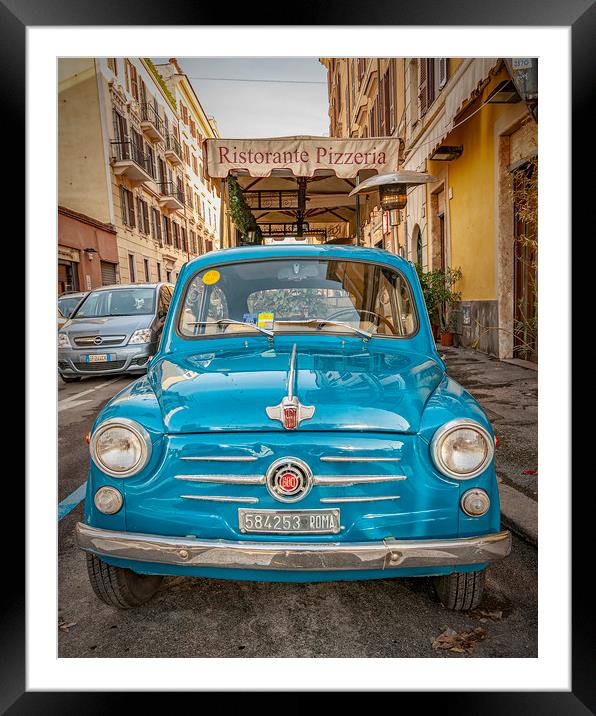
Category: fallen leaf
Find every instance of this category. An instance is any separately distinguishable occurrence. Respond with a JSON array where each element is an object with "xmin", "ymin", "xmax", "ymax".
[
  {"xmin": 432, "ymin": 626, "xmax": 487, "ymax": 654},
  {"xmin": 58, "ymin": 616, "xmax": 77, "ymax": 633}
]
